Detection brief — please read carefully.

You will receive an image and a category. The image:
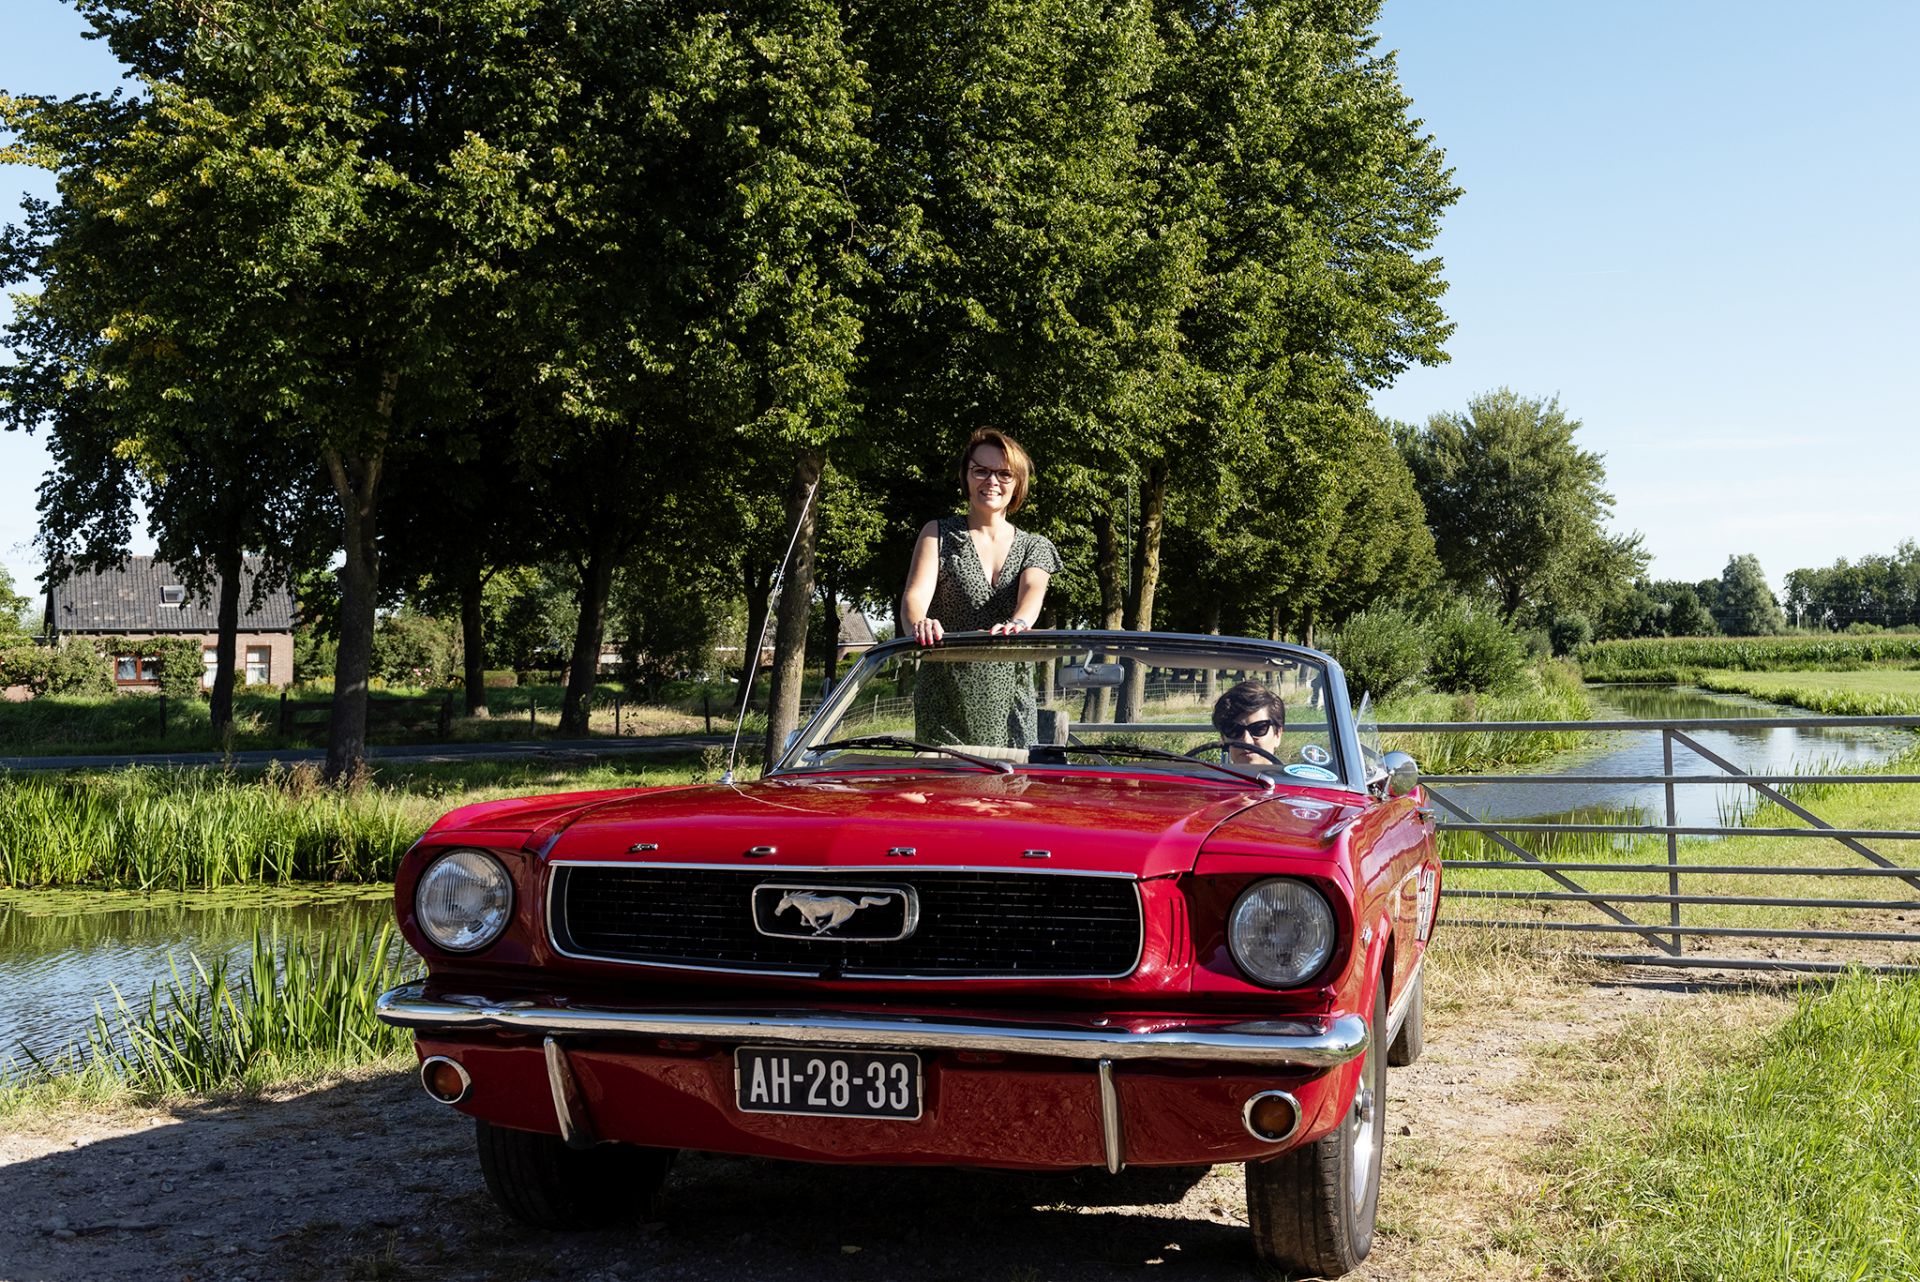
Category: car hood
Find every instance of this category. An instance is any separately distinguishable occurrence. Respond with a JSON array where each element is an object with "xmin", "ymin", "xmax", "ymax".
[{"xmin": 536, "ymin": 770, "xmax": 1351, "ymax": 879}]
